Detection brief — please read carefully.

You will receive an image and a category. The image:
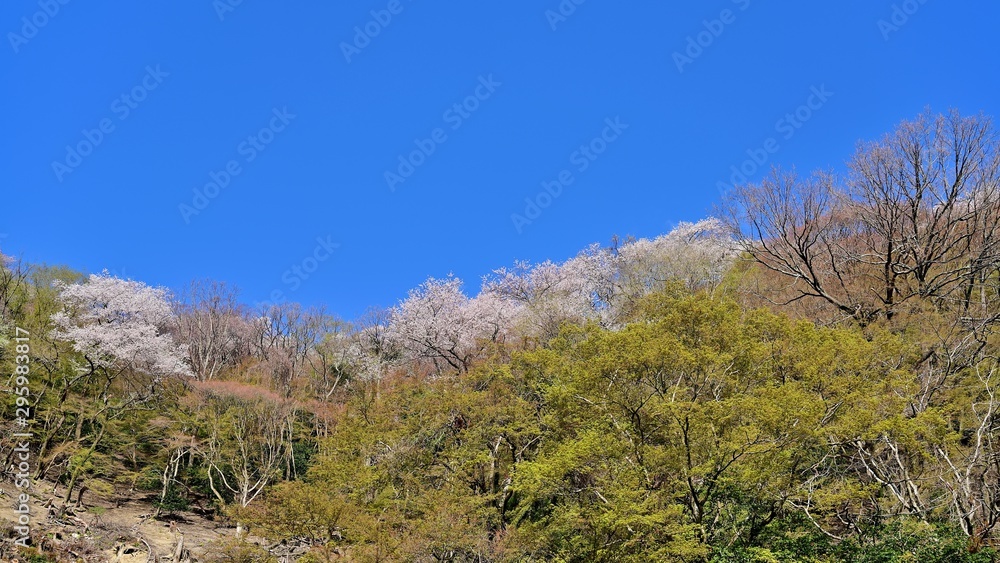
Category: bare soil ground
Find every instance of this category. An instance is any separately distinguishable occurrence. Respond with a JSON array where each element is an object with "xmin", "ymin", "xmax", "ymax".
[{"xmin": 0, "ymin": 480, "xmax": 246, "ymax": 562}]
